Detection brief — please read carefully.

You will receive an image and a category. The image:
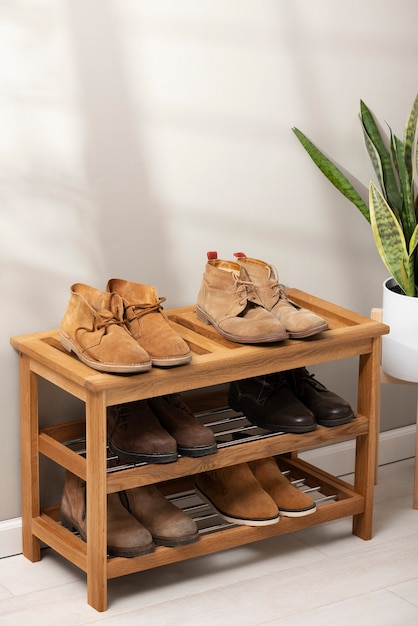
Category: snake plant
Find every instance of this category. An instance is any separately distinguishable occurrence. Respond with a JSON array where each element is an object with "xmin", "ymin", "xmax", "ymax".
[{"xmin": 293, "ymin": 94, "xmax": 418, "ymax": 297}]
